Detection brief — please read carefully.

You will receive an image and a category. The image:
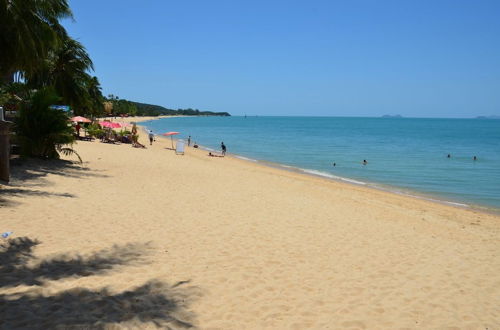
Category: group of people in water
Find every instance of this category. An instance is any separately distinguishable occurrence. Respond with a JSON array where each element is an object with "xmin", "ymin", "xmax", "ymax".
[{"xmin": 333, "ymin": 154, "xmax": 478, "ymax": 167}]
